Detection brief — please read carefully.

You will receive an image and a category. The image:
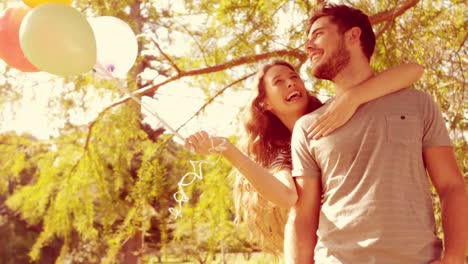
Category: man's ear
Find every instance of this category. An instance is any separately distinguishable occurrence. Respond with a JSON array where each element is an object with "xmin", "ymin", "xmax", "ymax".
[{"xmin": 346, "ymin": 27, "xmax": 362, "ymax": 44}]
